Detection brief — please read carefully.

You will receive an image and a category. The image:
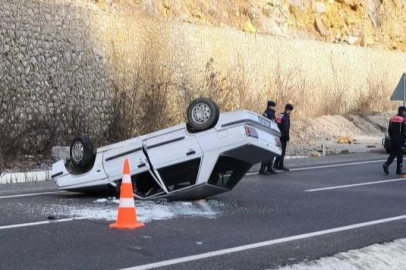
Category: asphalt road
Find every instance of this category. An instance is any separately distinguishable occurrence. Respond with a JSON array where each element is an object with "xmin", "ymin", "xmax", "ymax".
[{"xmin": 1, "ymin": 153, "xmax": 406, "ymax": 270}]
